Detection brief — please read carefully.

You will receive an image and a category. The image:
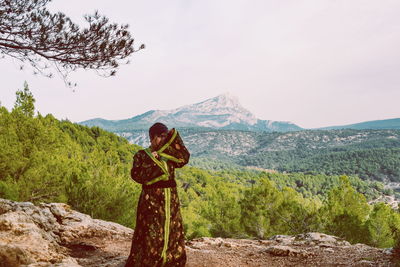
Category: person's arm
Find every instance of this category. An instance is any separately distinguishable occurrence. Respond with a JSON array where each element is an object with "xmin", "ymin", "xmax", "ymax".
[
  {"xmin": 130, "ymin": 151, "xmax": 161, "ymax": 184},
  {"xmin": 168, "ymin": 132, "xmax": 190, "ymax": 168},
  {"xmin": 130, "ymin": 152, "xmax": 145, "ymax": 184},
  {"xmin": 156, "ymin": 129, "xmax": 190, "ymax": 168}
]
